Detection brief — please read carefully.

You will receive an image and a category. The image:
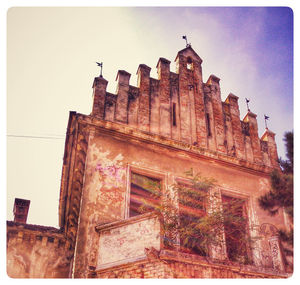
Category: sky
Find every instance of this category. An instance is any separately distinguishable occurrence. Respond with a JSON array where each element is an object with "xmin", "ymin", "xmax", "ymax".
[{"xmin": 5, "ymin": 6, "xmax": 294, "ymax": 228}]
